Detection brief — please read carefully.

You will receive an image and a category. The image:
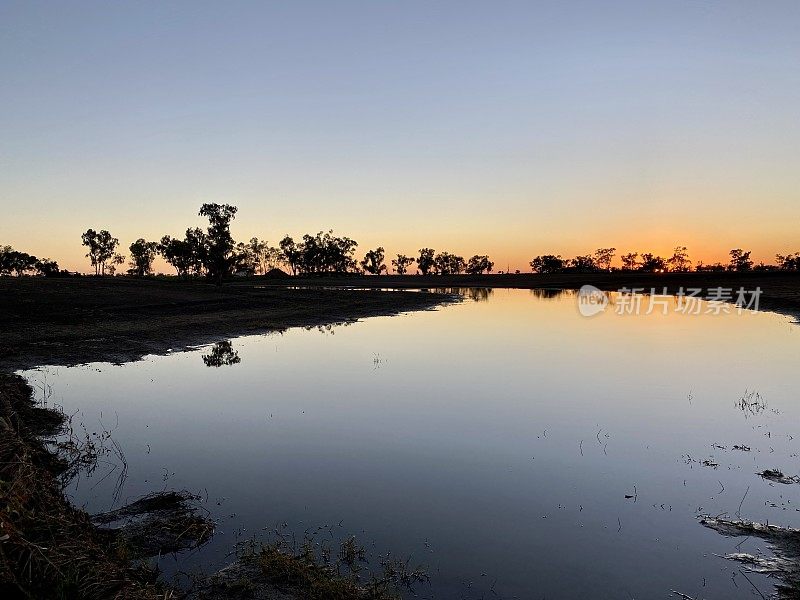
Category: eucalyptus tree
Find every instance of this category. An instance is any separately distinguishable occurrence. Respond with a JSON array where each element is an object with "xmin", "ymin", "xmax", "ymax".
[
  {"xmin": 128, "ymin": 239, "xmax": 159, "ymax": 276},
  {"xmin": 620, "ymin": 252, "xmax": 639, "ymax": 271},
  {"xmin": 417, "ymin": 248, "xmax": 435, "ymax": 275},
  {"xmin": 667, "ymin": 246, "xmax": 692, "ymax": 272},
  {"xmin": 433, "ymin": 252, "xmax": 465, "ymax": 275},
  {"xmin": 361, "ymin": 247, "xmax": 387, "ymax": 275},
  {"xmin": 392, "ymin": 254, "xmax": 415, "ymax": 275},
  {"xmin": 529, "ymin": 255, "xmax": 565, "ymax": 274},
  {"xmin": 81, "ymin": 229, "xmax": 119, "ymax": 275},
  {"xmin": 593, "ymin": 248, "xmax": 616, "ymax": 271},
  {"xmin": 199, "ymin": 203, "xmax": 238, "ymax": 285},
  {"xmin": 465, "ymin": 255, "xmax": 494, "ymax": 275},
  {"xmin": 728, "ymin": 249, "xmax": 753, "ymax": 272}
]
